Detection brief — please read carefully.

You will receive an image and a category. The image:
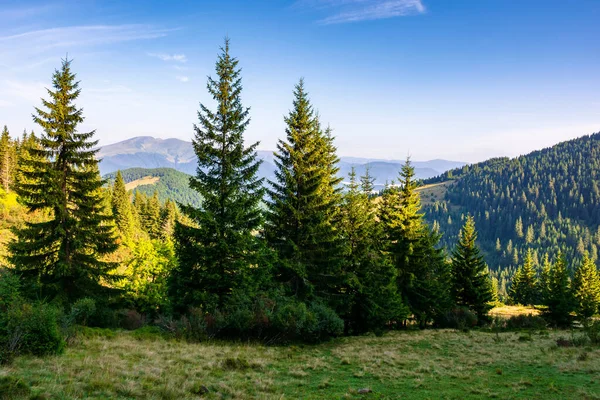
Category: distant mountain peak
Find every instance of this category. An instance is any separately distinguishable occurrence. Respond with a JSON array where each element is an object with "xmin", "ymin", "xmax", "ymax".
[{"xmin": 97, "ymin": 136, "xmax": 466, "ymax": 183}]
